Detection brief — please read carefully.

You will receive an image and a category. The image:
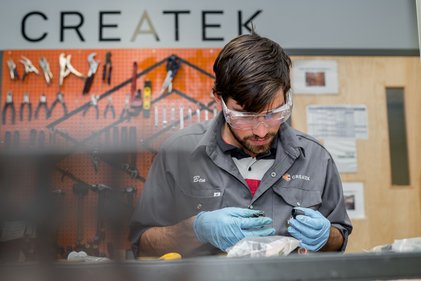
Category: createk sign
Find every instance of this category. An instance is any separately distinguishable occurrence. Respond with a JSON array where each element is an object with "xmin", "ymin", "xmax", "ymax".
[{"xmin": 19, "ymin": 9, "xmax": 262, "ymax": 46}]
